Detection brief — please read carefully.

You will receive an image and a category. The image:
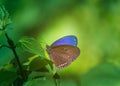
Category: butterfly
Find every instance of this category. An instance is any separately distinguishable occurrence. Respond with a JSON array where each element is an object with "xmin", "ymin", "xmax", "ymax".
[{"xmin": 46, "ymin": 35, "xmax": 80, "ymax": 69}]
